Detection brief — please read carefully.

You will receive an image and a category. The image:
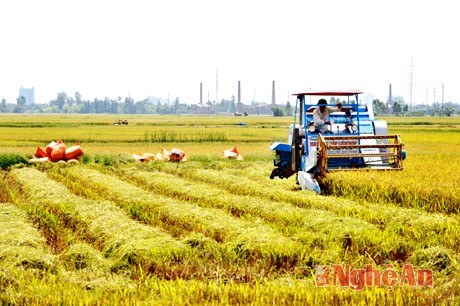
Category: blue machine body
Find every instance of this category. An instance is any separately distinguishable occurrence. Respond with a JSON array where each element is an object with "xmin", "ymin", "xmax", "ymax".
[{"xmin": 269, "ymin": 90, "xmax": 406, "ymax": 192}]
